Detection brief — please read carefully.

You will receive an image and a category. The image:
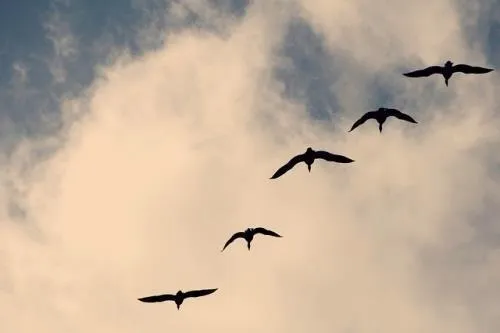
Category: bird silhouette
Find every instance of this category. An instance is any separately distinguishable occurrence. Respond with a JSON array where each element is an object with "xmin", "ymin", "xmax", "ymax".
[
  {"xmin": 403, "ymin": 60, "xmax": 493, "ymax": 86},
  {"xmin": 138, "ymin": 288, "xmax": 217, "ymax": 310},
  {"xmin": 222, "ymin": 227, "xmax": 282, "ymax": 251},
  {"xmin": 270, "ymin": 147, "xmax": 354, "ymax": 179},
  {"xmin": 349, "ymin": 107, "xmax": 417, "ymax": 133}
]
